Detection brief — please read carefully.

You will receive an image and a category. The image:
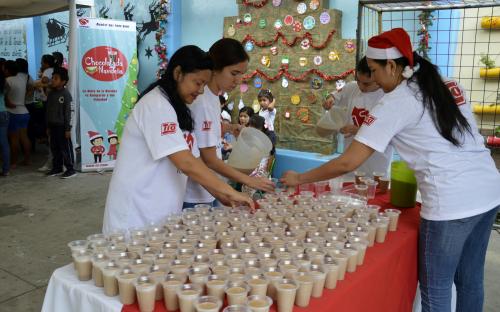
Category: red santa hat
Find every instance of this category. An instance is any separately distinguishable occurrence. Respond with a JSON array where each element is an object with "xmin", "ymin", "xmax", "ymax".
[
  {"xmin": 87, "ymin": 130, "xmax": 102, "ymax": 141},
  {"xmin": 107, "ymin": 130, "xmax": 118, "ymax": 139},
  {"xmin": 366, "ymin": 28, "xmax": 417, "ymax": 78}
]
